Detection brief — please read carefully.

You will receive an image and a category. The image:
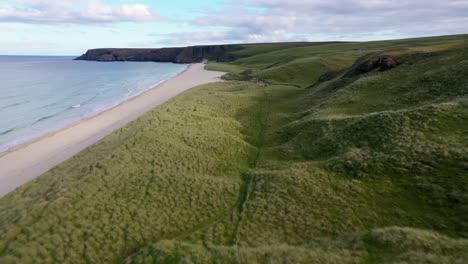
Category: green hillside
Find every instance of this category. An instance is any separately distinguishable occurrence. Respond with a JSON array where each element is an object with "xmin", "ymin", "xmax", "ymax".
[{"xmin": 1, "ymin": 35, "xmax": 467, "ymax": 263}]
